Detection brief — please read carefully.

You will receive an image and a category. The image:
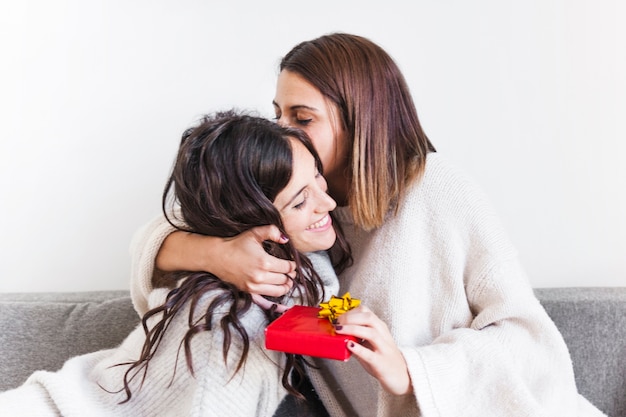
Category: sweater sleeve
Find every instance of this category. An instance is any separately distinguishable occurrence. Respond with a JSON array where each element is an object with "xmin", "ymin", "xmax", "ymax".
[
  {"xmin": 400, "ymin": 158, "xmax": 604, "ymax": 416},
  {"xmin": 129, "ymin": 214, "xmax": 177, "ymax": 316},
  {"xmin": 404, "ymin": 257, "xmax": 594, "ymax": 416},
  {"xmin": 97, "ymin": 290, "xmax": 284, "ymax": 416}
]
